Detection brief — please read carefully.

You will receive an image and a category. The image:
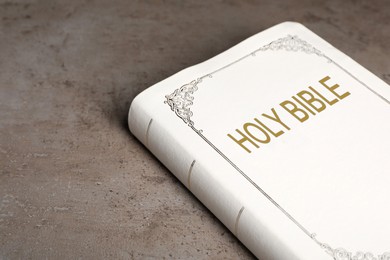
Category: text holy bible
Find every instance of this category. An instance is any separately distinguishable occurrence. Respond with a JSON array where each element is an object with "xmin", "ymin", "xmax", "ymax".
[{"xmin": 128, "ymin": 22, "xmax": 390, "ymax": 260}]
